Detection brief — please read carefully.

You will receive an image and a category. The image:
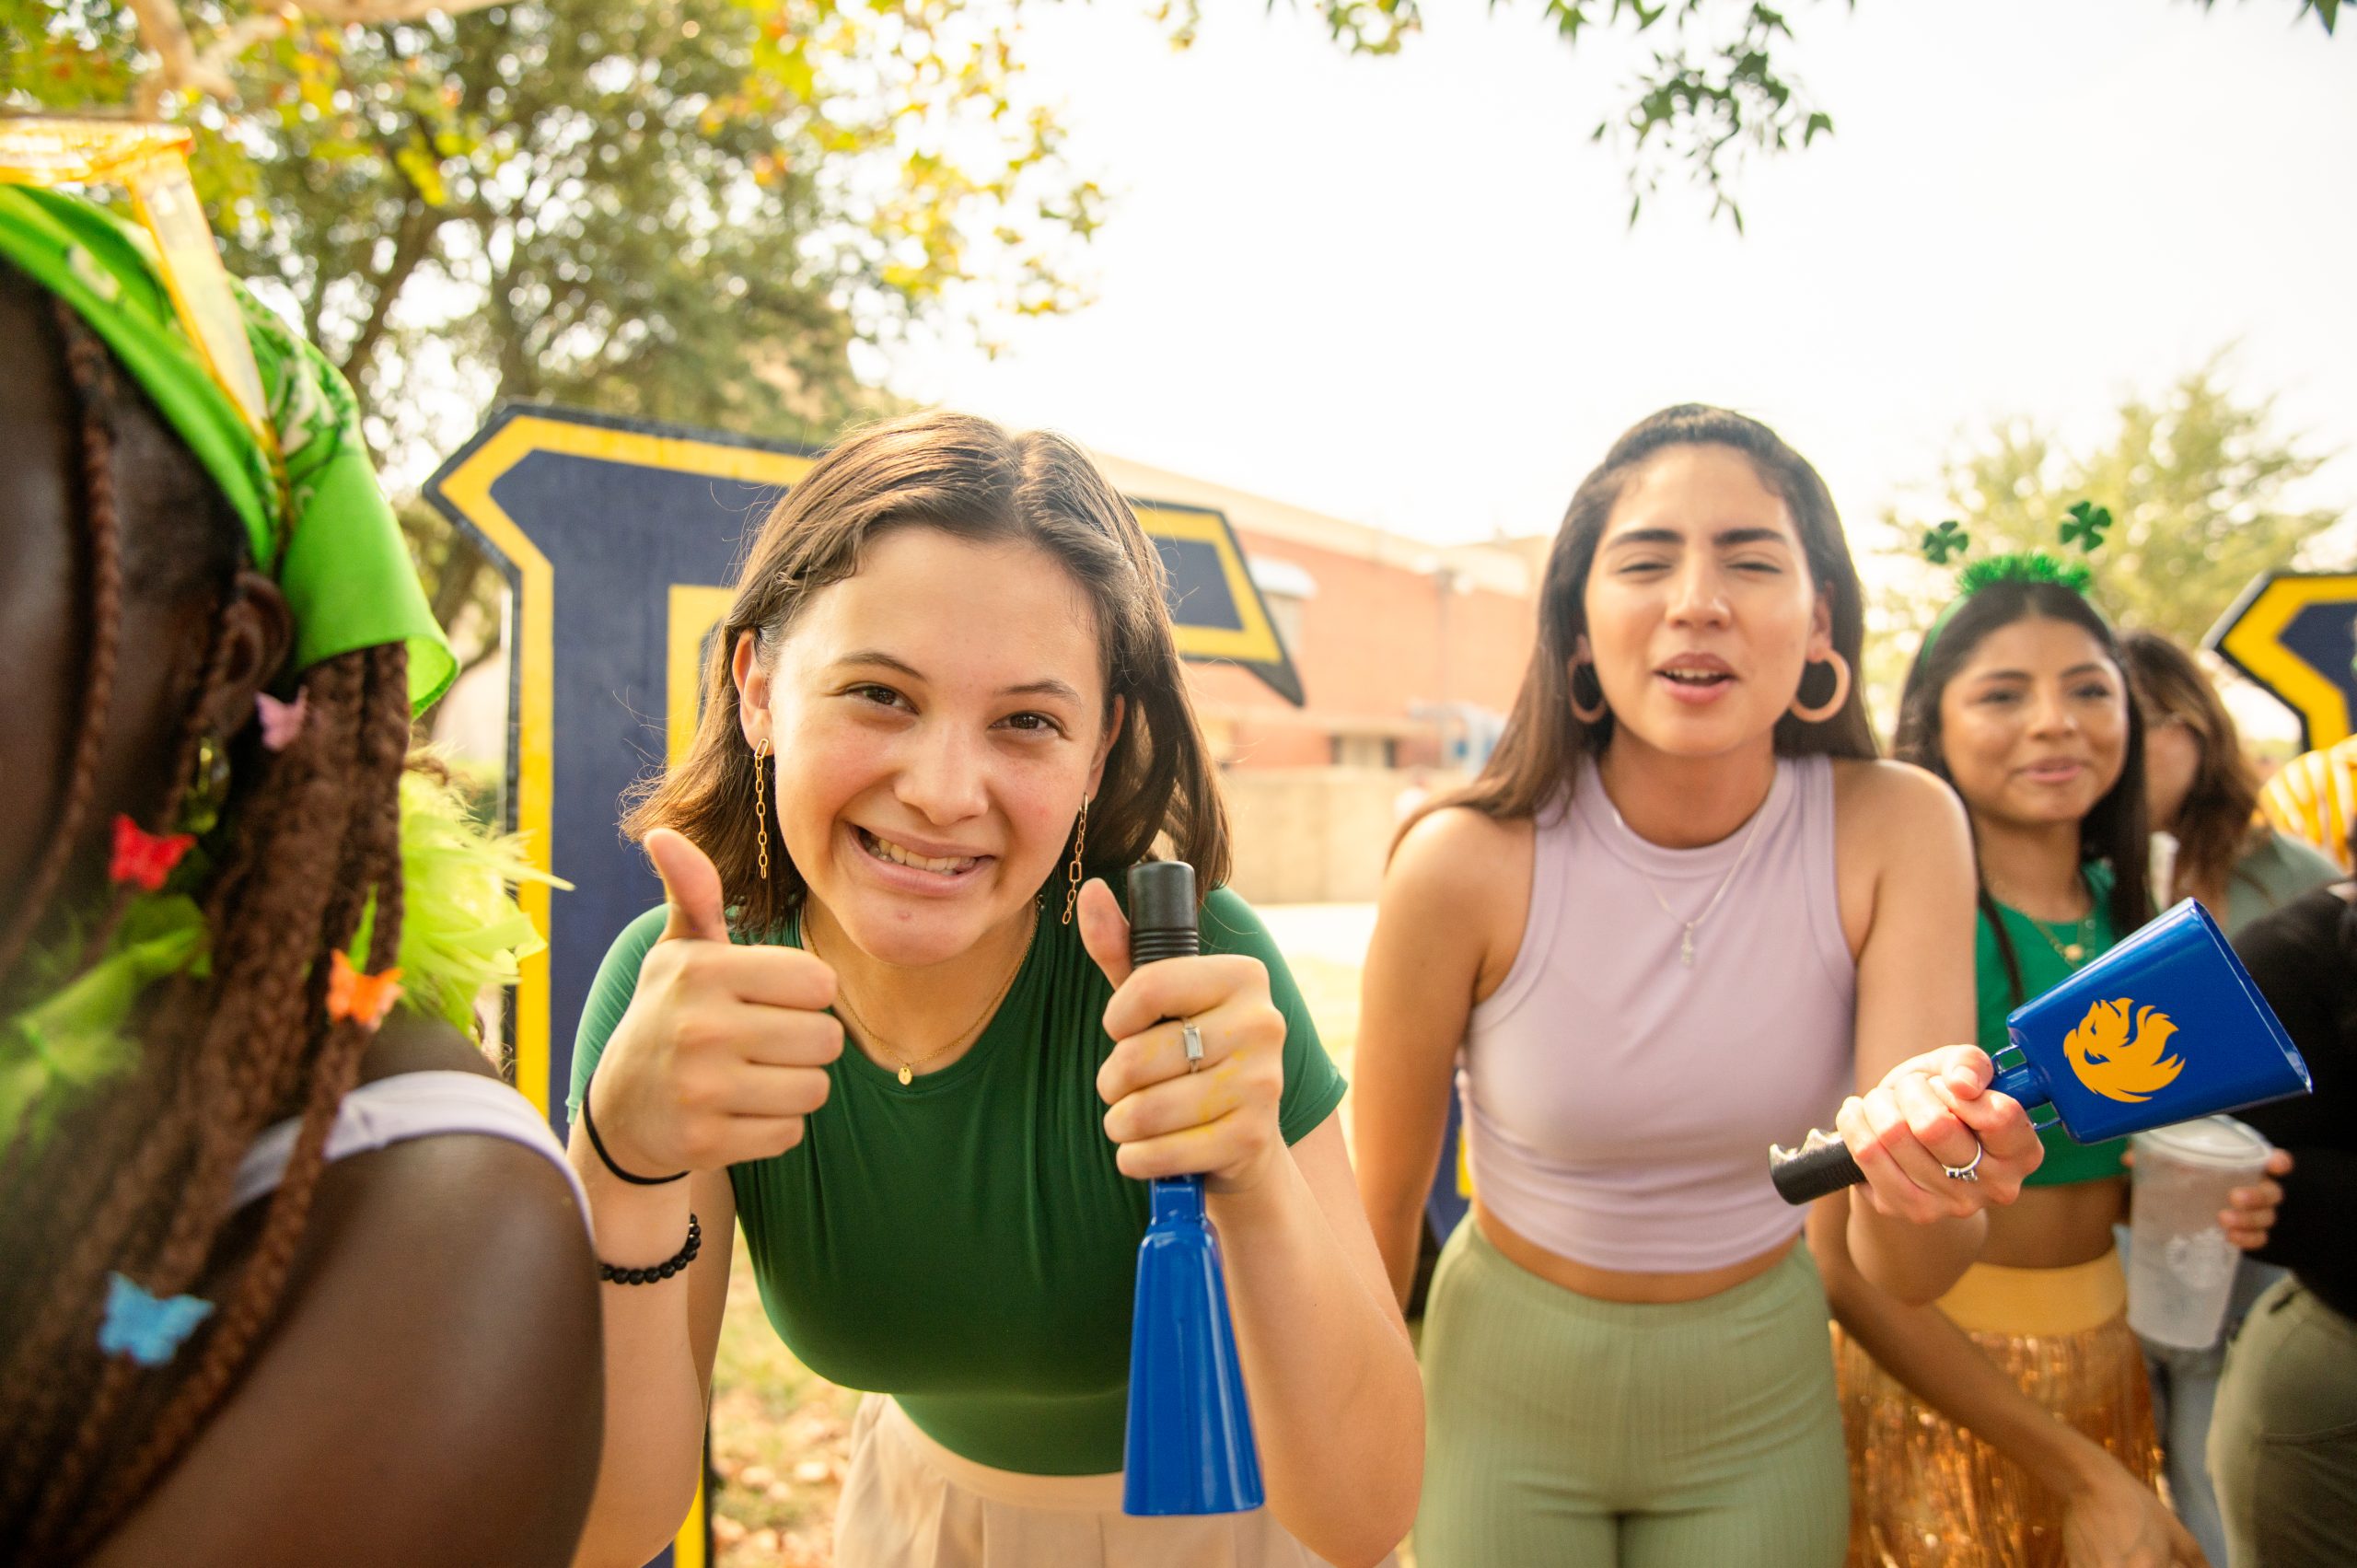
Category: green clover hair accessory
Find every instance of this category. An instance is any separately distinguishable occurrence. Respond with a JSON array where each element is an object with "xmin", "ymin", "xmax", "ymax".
[
  {"xmin": 1921, "ymin": 519, "xmax": 1970, "ymax": 565},
  {"xmin": 1918, "ymin": 500, "xmax": 2112, "ymax": 658},
  {"xmin": 2060, "ymin": 500, "xmax": 2114, "ymax": 552},
  {"xmin": 0, "ymin": 185, "xmax": 454, "ymax": 711}
]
